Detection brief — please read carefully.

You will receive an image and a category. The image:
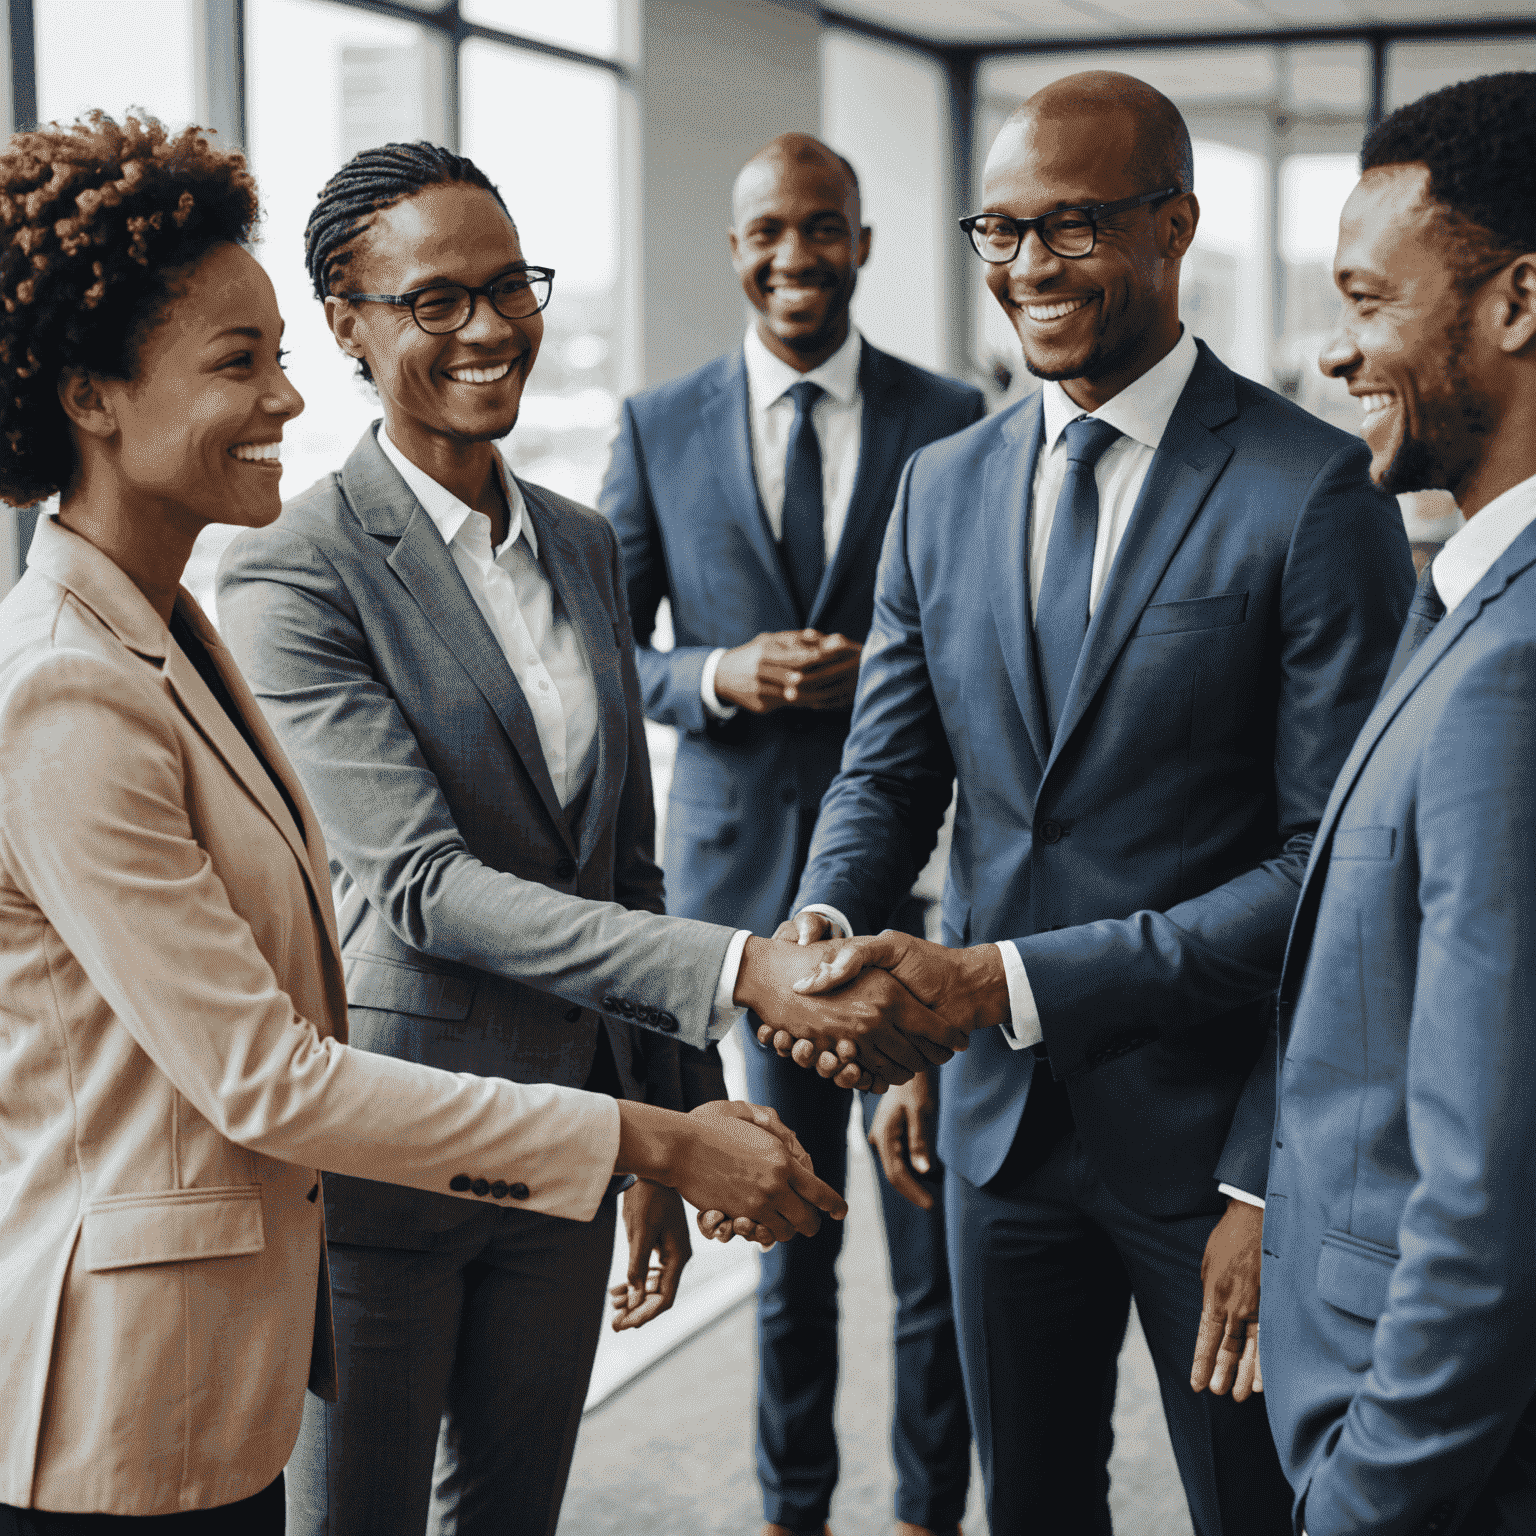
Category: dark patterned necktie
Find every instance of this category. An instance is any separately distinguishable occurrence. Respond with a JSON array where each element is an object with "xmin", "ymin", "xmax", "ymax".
[
  {"xmin": 781, "ymin": 380, "xmax": 826, "ymax": 620},
  {"xmin": 1380, "ymin": 560, "xmax": 1446, "ymax": 694},
  {"xmin": 1035, "ymin": 416, "xmax": 1122, "ymax": 735}
]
